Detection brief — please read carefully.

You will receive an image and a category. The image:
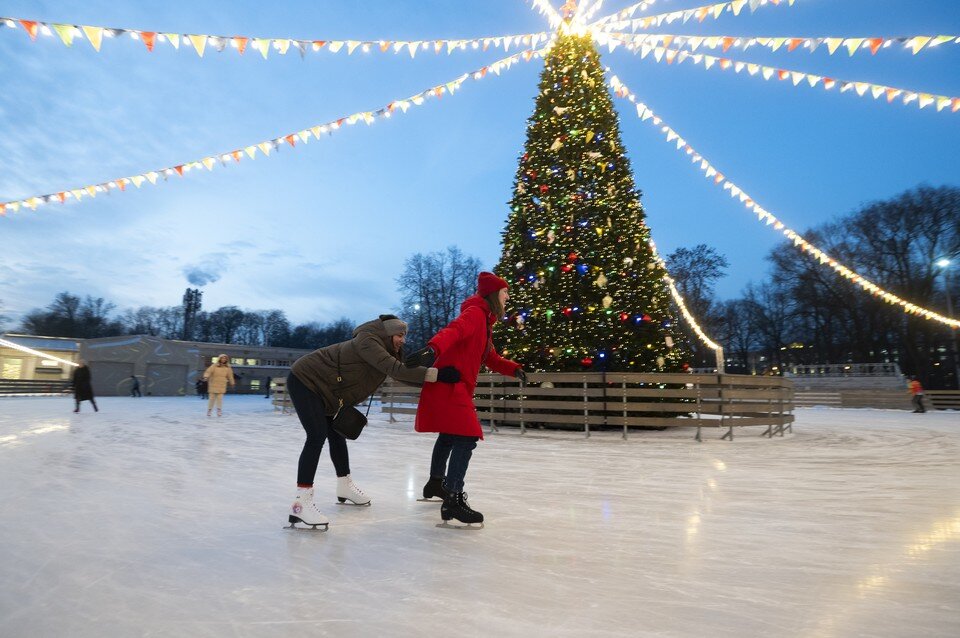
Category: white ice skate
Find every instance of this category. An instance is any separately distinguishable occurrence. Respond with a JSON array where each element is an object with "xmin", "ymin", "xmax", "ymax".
[
  {"xmin": 336, "ymin": 475, "xmax": 371, "ymax": 506},
  {"xmin": 285, "ymin": 488, "xmax": 329, "ymax": 531}
]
